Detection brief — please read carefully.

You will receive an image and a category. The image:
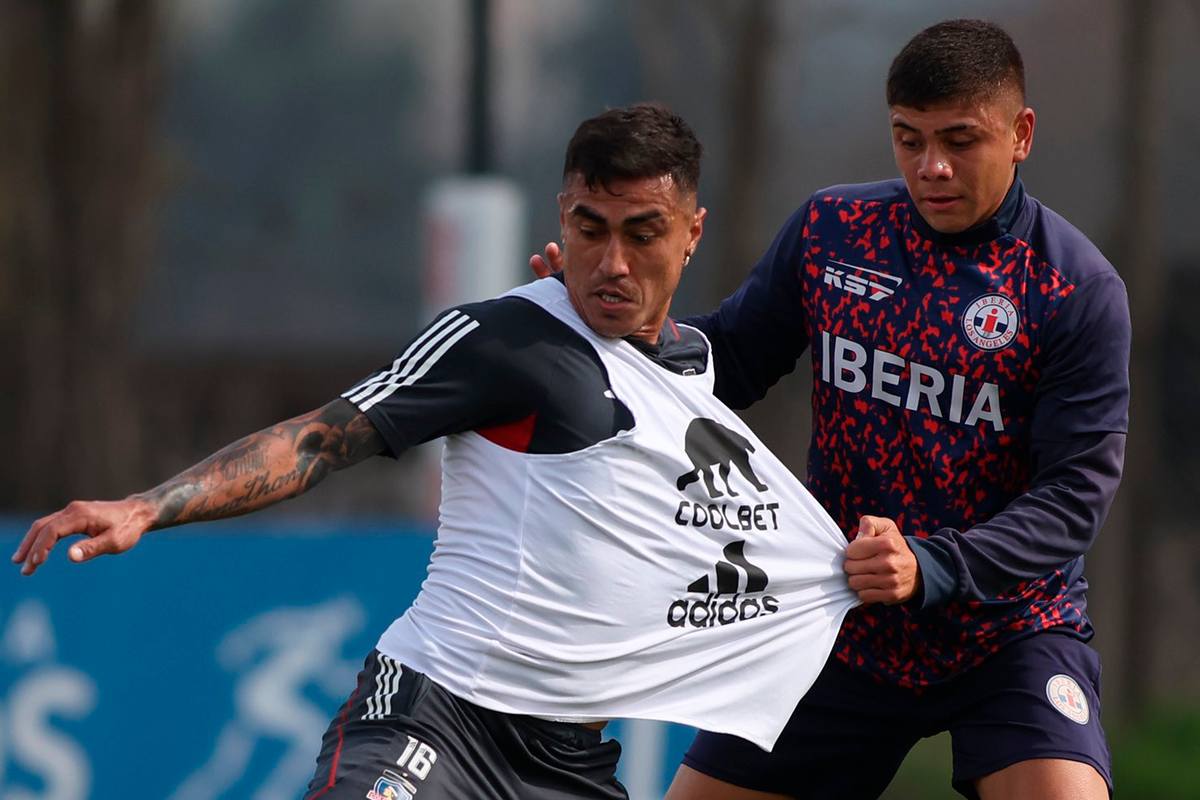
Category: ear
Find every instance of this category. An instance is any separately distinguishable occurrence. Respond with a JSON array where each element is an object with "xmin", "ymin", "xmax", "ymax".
[
  {"xmin": 688, "ymin": 206, "xmax": 708, "ymax": 258},
  {"xmin": 558, "ymin": 192, "xmax": 567, "ymax": 234},
  {"xmin": 1012, "ymin": 107, "xmax": 1035, "ymax": 164}
]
